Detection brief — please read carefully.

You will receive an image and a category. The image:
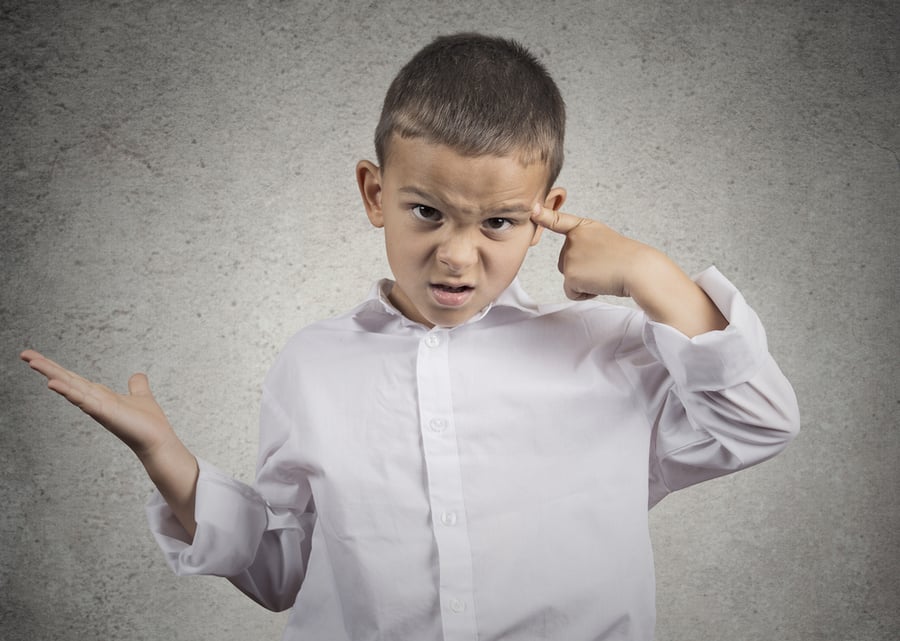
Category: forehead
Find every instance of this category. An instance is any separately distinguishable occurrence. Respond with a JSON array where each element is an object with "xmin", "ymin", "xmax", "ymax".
[{"xmin": 382, "ymin": 135, "xmax": 549, "ymax": 208}]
